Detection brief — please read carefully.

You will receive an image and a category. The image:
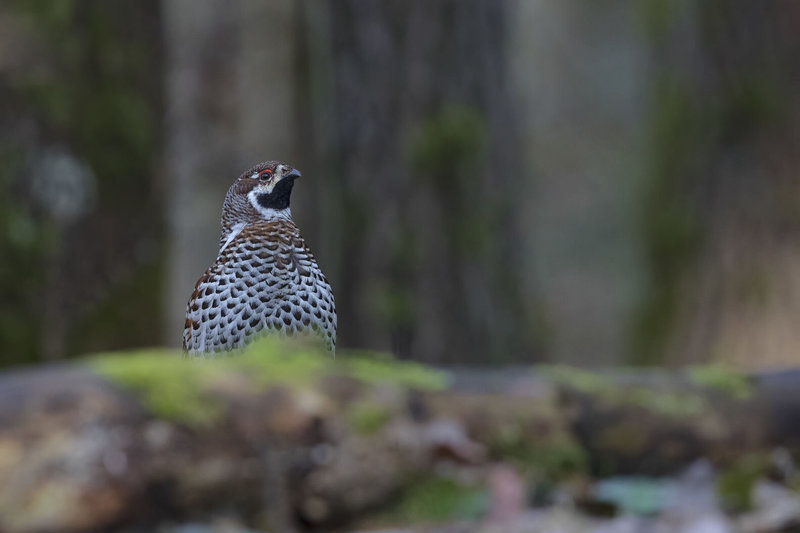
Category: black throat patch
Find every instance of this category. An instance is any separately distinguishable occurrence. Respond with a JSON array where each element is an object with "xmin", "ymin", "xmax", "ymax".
[{"xmin": 257, "ymin": 178, "xmax": 294, "ymax": 210}]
